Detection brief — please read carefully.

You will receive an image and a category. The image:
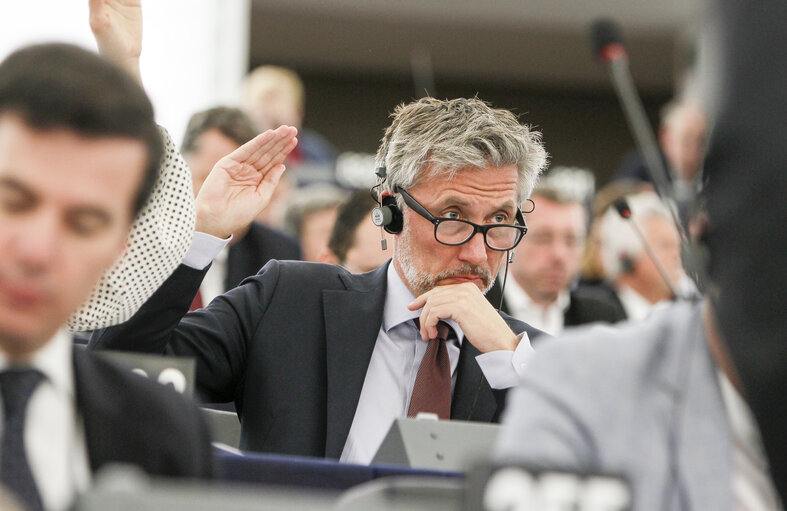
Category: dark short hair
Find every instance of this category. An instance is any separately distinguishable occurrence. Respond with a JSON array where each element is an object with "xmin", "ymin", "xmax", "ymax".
[
  {"xmin": 328, "ymin": 189, "xmax": 378, "ymax": 263},
  {"xmin": 180, "ymin": 106, "xmax": 259, "ymax": 155},
  {"xmin": 0, "ymin": 43, "xmax": 162, "ymax": 216}
]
